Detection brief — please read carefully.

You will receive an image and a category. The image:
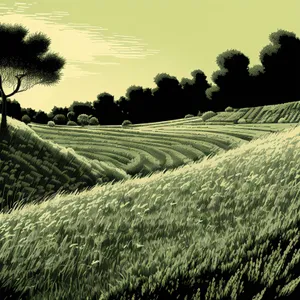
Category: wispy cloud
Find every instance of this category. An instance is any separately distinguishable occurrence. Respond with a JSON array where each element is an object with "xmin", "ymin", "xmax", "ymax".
[{"xmin": 0, "ymin": 3, "xmax": 160, "ymax": 78}]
